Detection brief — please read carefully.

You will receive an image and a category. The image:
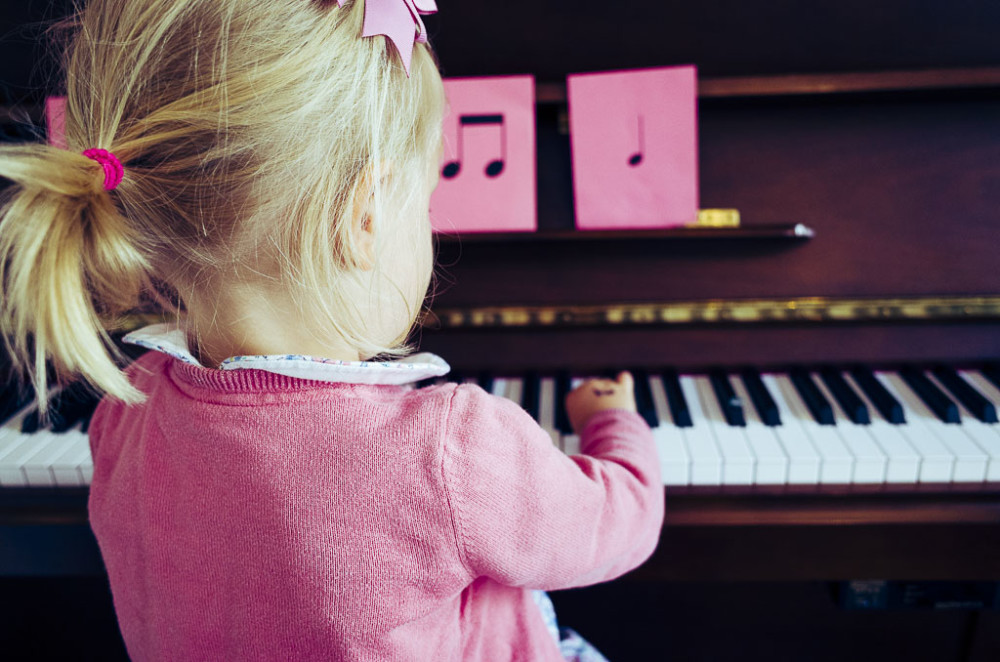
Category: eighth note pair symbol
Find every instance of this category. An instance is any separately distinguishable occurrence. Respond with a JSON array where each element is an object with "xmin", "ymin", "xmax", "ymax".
[{"xmin": 442, "ymin": 114, "xmax": 507, "ymax": 179}]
